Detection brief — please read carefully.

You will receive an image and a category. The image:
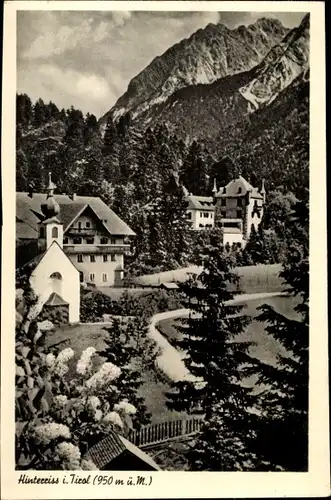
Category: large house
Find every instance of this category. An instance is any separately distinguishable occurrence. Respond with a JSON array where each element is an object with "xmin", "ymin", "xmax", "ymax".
[
  {"xmin": 185, "ymin": 195, "xmax": 215, "ymax": 230},
  {"xmin": 16, "ymin": 175, "xmax": 135, "ymax": 288},
  {"xmin": 185, "ymin": 176, "xmax": 266, "ymax": 248}
]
